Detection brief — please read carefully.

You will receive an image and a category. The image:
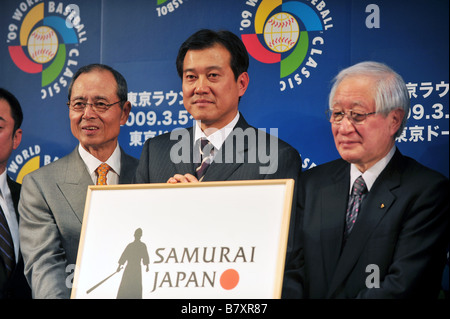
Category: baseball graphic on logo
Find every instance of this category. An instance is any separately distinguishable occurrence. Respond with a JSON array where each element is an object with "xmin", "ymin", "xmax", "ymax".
[
  {"xmin": 27, "ymin": 26, "xmax": 59, "ymax": 64},
  {"xmin": 264, "ymin": 13, "xmax": 299, "ymax": 53}
]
